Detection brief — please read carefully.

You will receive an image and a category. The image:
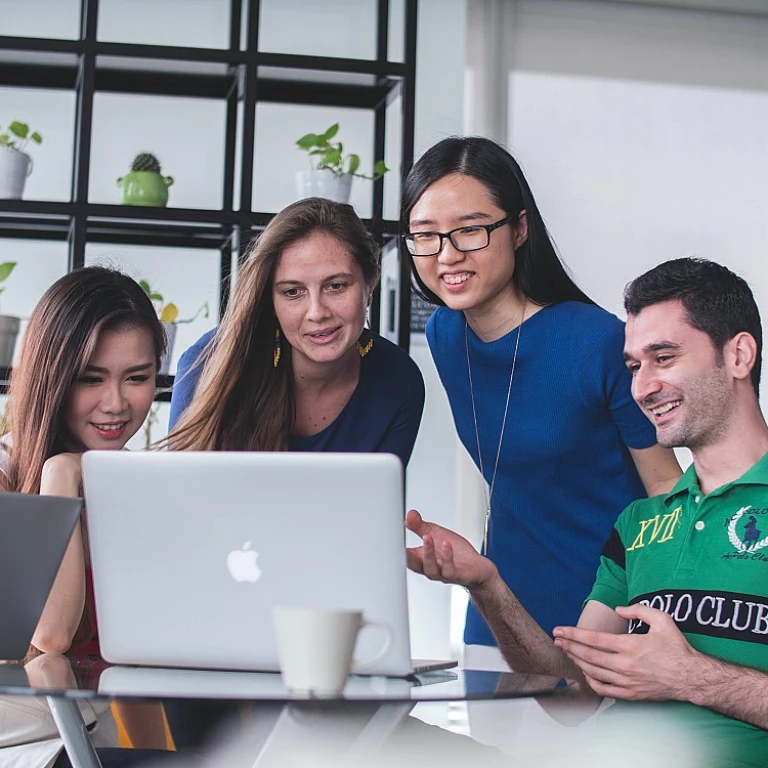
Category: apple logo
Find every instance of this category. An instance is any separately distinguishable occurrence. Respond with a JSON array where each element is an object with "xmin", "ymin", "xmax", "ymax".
[{"xmin": 226, "ymin": 541, "xmax": 262, "ymax": 583}]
